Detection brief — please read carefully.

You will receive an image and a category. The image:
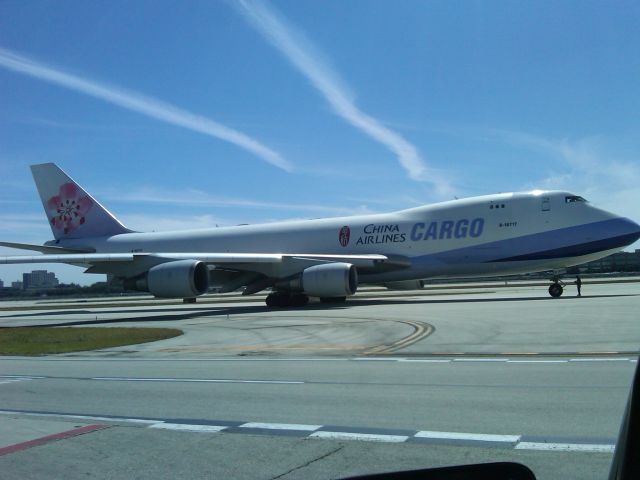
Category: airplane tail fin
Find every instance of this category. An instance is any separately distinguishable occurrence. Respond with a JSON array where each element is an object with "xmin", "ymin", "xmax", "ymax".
[{"xmin": 30, "ymin": 163, "xmax": 132, "ymax": 240}]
